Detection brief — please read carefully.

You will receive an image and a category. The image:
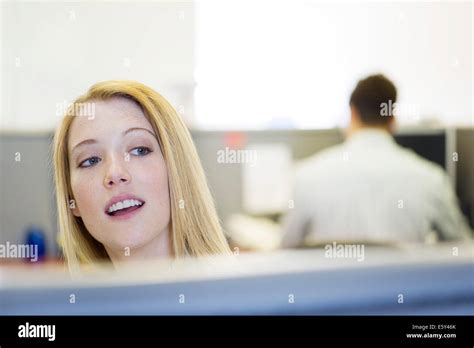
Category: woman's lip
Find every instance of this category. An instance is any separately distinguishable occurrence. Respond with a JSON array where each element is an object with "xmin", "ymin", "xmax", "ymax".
[
  {"xmin": 104, "ymin": 194, "xmax": 145, "ymax": 213},
  {"xmin": 106, "ymin": 202, "xmax": 145, "ymax": 221}
]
